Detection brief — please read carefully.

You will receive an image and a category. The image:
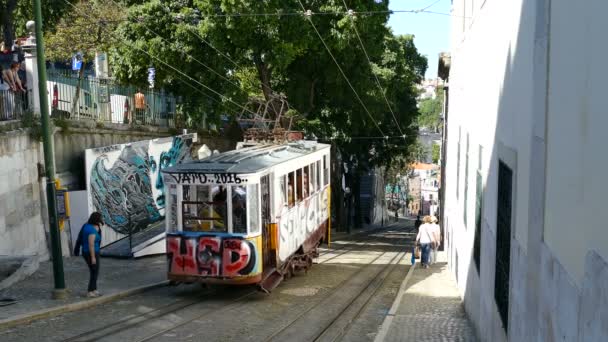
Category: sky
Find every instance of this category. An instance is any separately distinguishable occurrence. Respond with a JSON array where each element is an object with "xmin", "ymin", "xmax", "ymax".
[{"xmin": 388, "ymin": 0, "xmax": 452, "ymax": 79}]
